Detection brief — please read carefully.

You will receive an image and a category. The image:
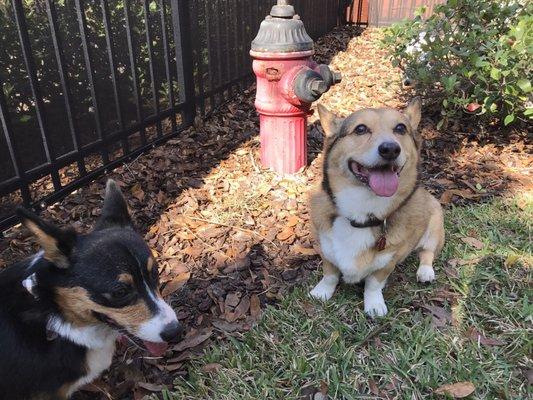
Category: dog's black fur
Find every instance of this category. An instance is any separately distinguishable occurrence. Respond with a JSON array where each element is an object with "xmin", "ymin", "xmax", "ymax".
[{"xmin": 0, "ymin": 180, "xmax": 181, "ymax": 399}]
